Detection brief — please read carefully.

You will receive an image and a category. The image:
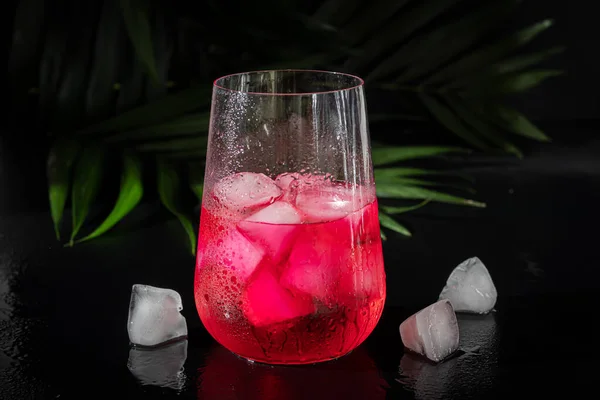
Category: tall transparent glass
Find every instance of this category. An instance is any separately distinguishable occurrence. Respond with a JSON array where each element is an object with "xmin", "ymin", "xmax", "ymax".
[{"xmin": 194, "ymin": 70, "xmax": 385, "ymax": 365}]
